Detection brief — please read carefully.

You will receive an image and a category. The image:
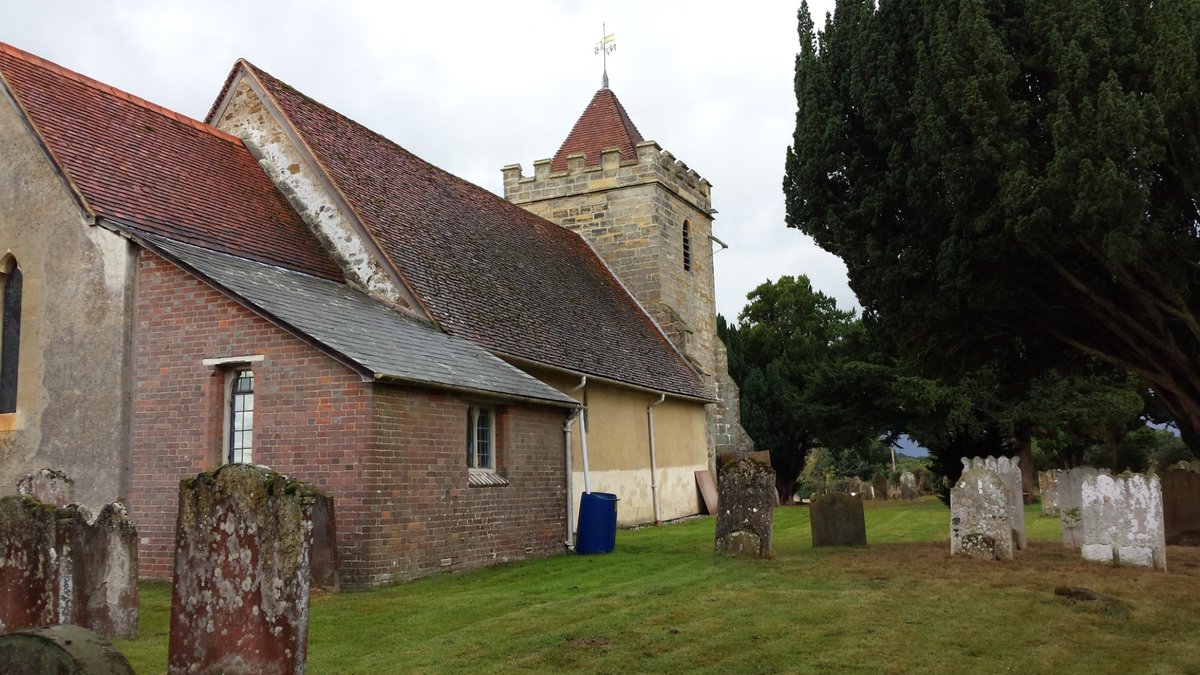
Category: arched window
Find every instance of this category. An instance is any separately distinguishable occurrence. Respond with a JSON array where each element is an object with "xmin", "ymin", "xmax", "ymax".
[
  {"xmin": 0, "ymin": 257, "xmax": 22, "ymax": 414},
  {"xmin": 682, "ymin": 221, "xmax": 692, "ymax": 272}
]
